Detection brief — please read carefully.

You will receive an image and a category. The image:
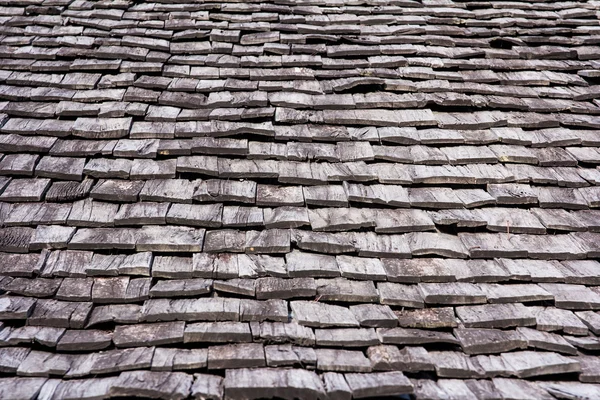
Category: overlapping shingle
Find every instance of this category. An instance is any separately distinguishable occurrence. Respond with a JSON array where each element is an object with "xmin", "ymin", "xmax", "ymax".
[{"xmin": 0, "ymin": 0, "xmax": 599, "ymax": 398}]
